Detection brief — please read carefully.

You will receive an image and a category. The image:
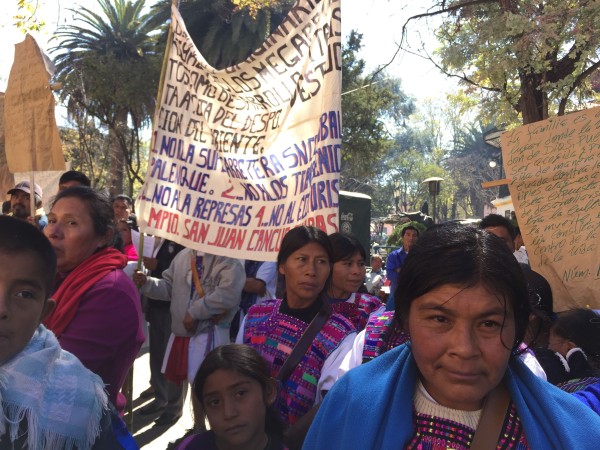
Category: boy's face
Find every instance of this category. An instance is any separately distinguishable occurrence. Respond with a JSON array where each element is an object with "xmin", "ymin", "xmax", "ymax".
[{"xmin": 0, "ymin": 251, "xmax": 55, "ymax": 364}]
